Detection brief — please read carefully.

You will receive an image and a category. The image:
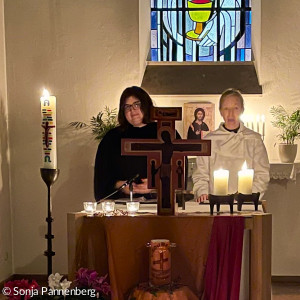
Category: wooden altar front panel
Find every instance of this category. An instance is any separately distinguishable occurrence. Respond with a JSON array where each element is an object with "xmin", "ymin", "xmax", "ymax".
[{"xmin": 67, "ymin": 213, "xmax": 271, "ymax": 300}]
